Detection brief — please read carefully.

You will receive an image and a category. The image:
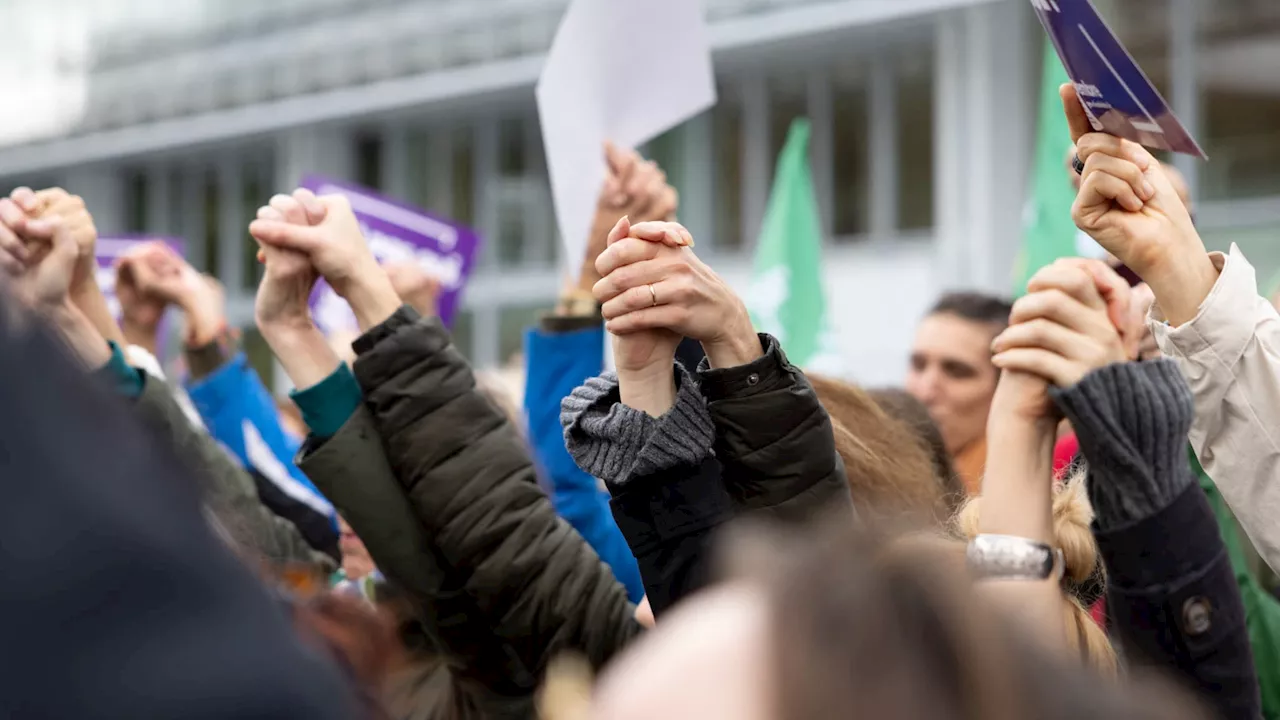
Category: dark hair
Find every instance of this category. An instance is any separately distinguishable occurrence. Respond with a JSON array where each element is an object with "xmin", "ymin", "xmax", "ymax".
[
  {"xmin": 866, "ymin": 388, "xmax": 964, "ymax": 513},
  {"xmin": 762, "ymin": 522, "xmax": 1209, "ymax": 720},
  {"xmin": 928, "ymin": 292, "xmax": 1014, "ymax": 329}
]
